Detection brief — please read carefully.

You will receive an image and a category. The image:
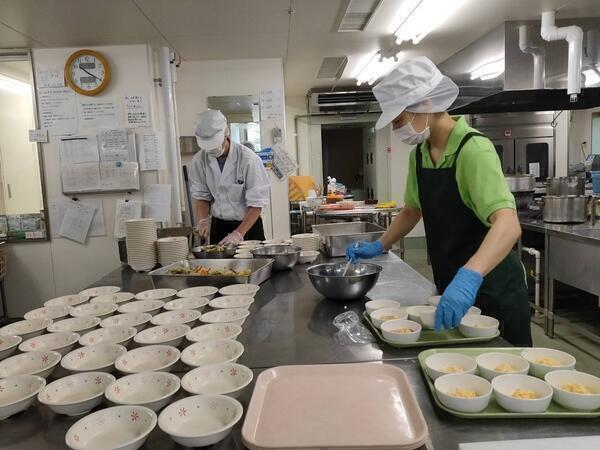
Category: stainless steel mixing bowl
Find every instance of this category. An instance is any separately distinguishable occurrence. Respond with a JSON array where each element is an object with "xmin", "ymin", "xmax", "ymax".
[
  {"xmin": 251, "ymin": 245, "xmax": 301, "ymax": 271},
  {"xmin": 191, "ymin": 244, "xmax": 237, "ymax": 259},
  {"xmin": 306, "ymin": 263, "xmax": 382, "ymax": 300}
]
